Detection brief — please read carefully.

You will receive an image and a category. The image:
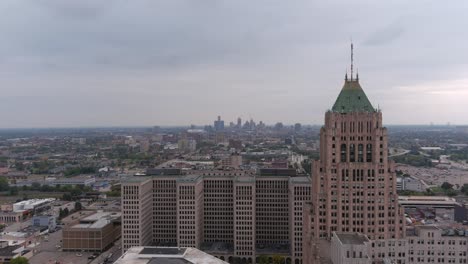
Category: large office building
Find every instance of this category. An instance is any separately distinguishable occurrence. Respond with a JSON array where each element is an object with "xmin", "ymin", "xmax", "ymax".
[{"xmin": 121, "ymin": 172, "xmax": 310, "ymax": 263}]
